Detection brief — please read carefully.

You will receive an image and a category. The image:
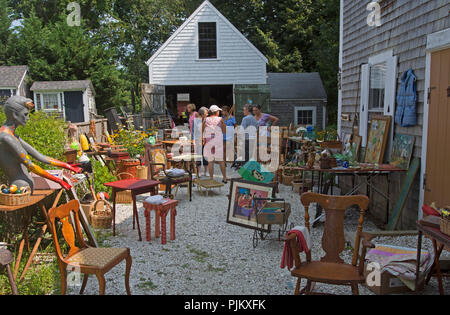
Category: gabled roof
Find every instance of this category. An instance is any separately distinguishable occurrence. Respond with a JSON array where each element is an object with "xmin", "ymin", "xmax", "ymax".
[
  {"xmin": 146, "ymin": 0, "xmax": 268, "ymax": 66},
  {"xmin": 268, "ymin": 73, "xmax": 327, "ymax": 100},
  {"xmin": 0, "ymin": 65, "xmax": 28, "ymax": 88},
  {"xmin": 30, "ymin": 80, "xmax": 95, "ymax": 95}
]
